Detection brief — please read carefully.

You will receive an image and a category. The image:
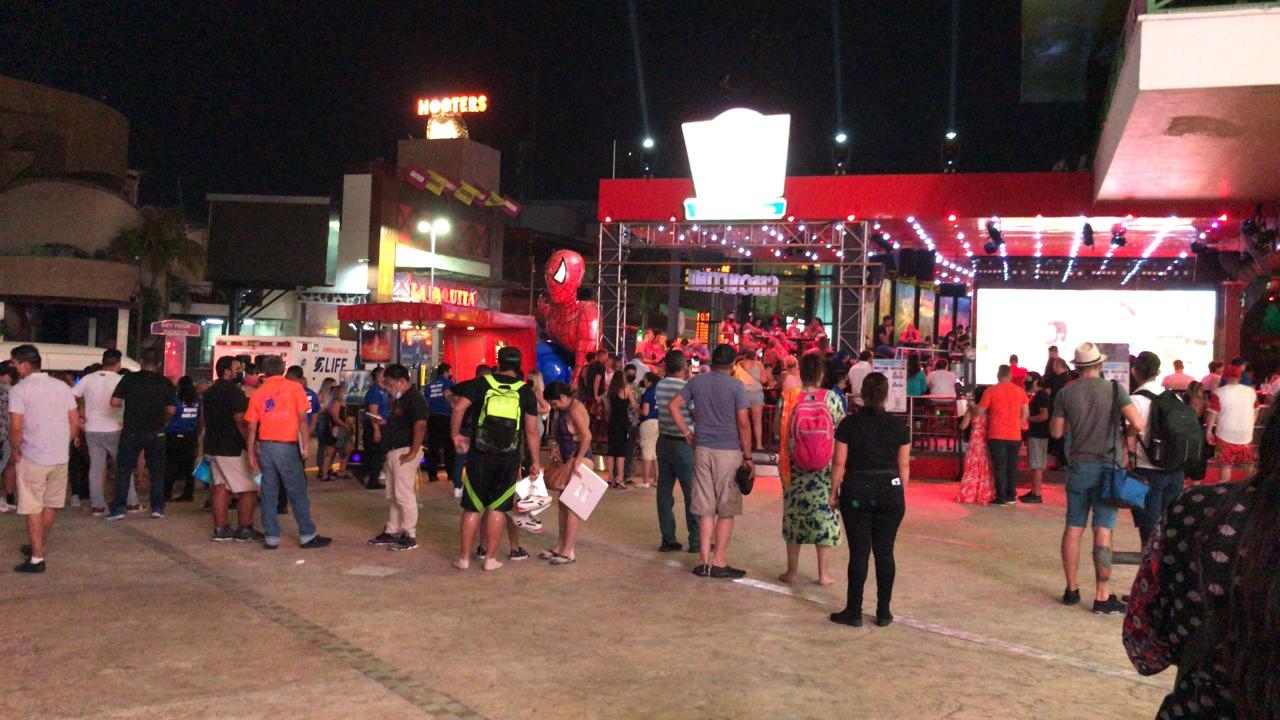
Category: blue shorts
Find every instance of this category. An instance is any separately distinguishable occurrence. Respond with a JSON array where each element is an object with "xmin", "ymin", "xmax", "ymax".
[{"xmin": 1064, "ymin": 461, "xmax": 1118, "ymax": 530}]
